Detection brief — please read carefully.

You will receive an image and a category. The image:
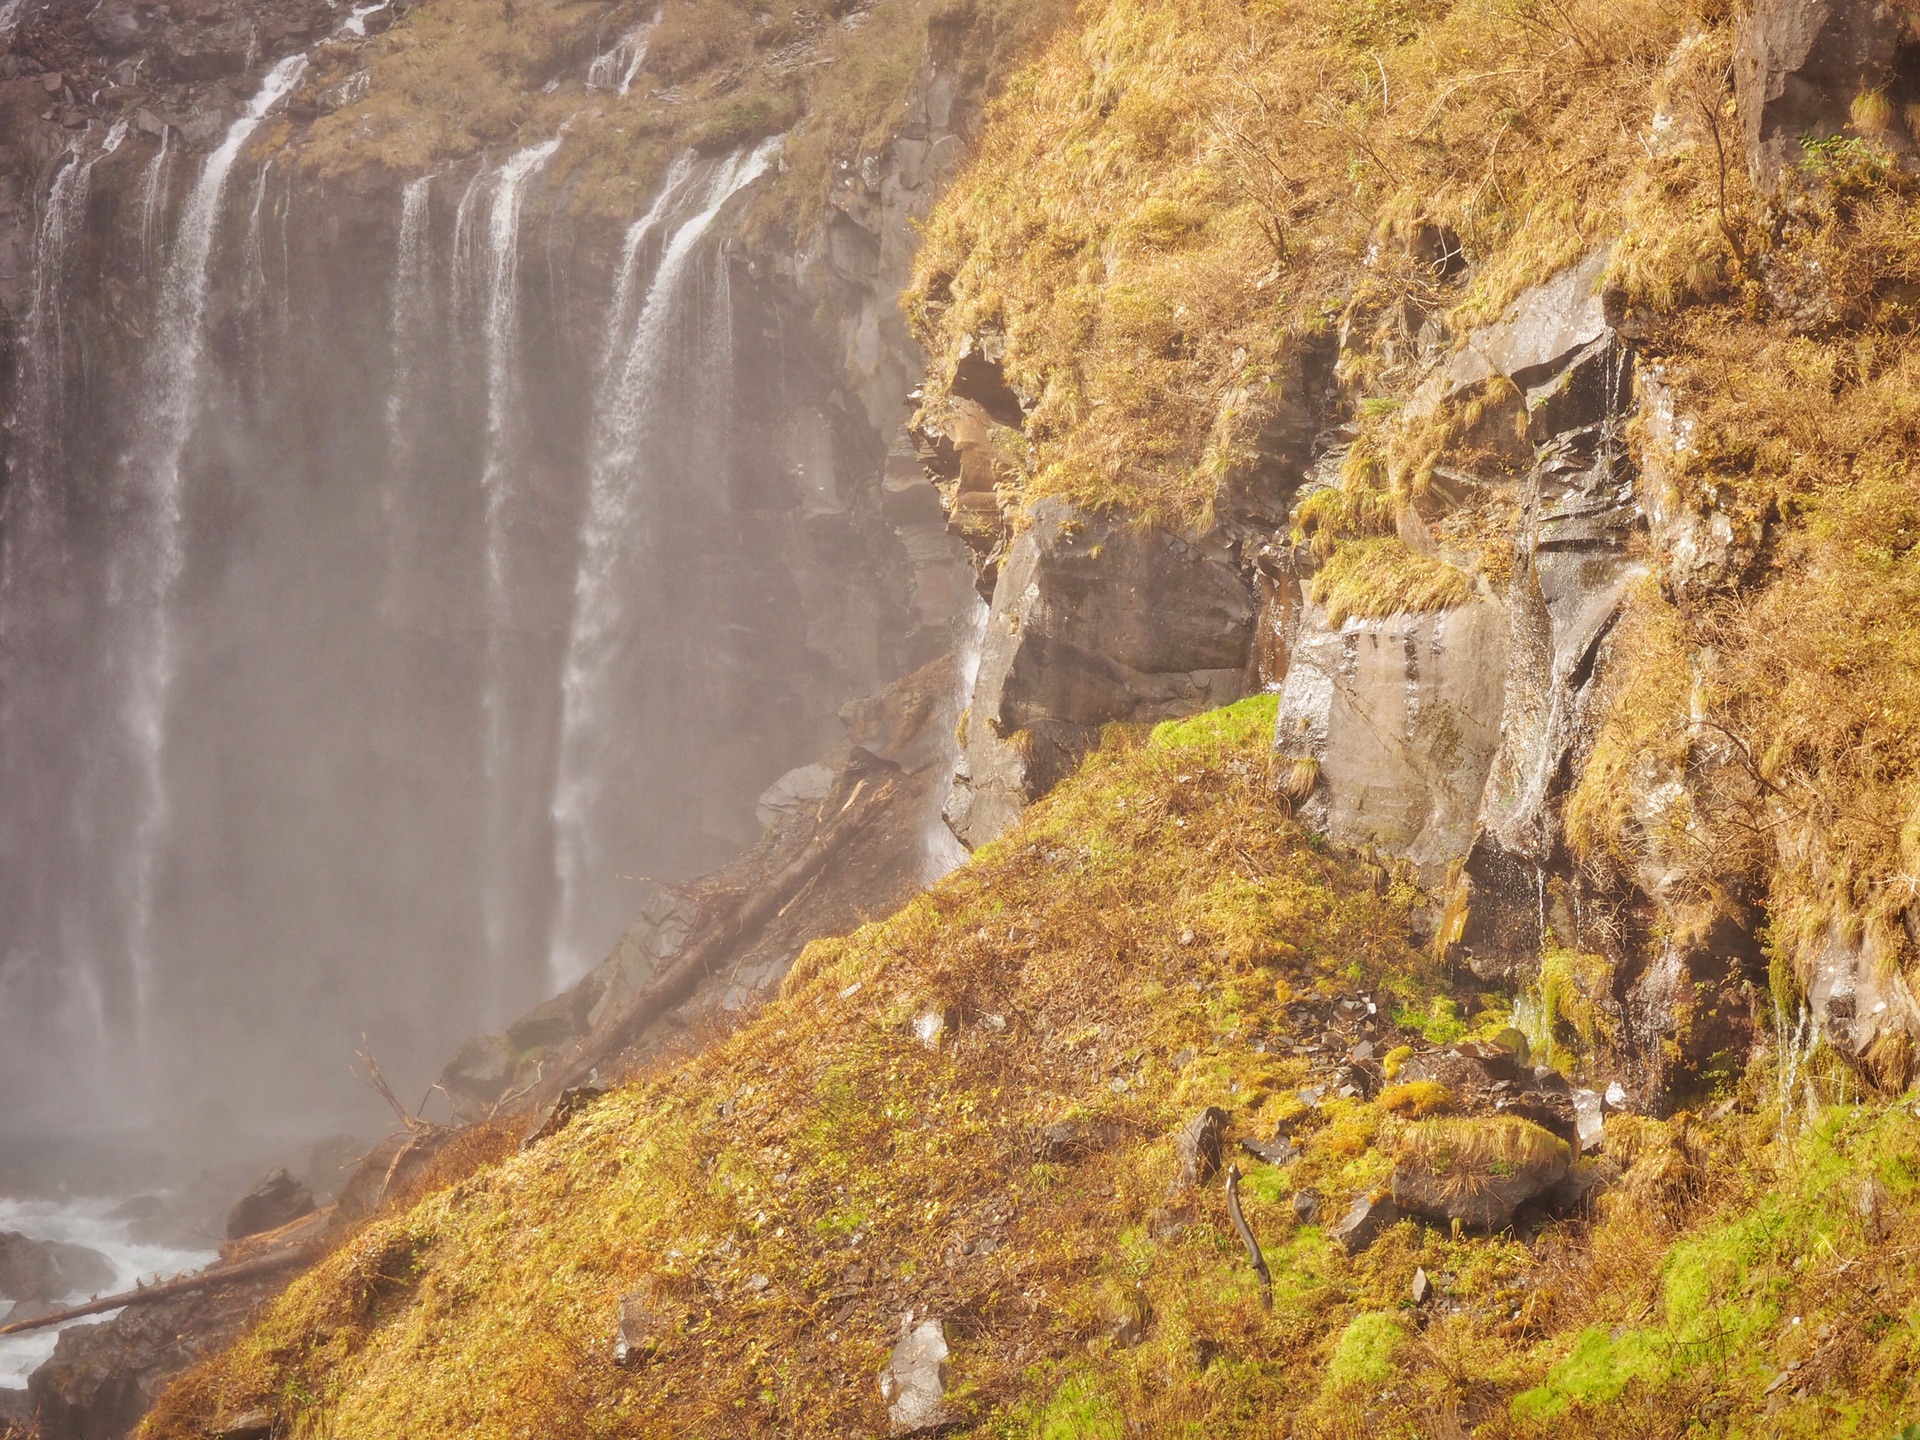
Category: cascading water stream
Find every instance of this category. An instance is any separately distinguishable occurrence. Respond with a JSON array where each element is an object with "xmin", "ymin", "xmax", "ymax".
[
  {"xmin": 546, "ymin": 141, "xmax": 778, "ymax": 987},
  {"xmin": 384, "ymin": 175, "xmax": 434, "ymax": 590},
  {"xmin": 138, "ymin": 129, "xmax": 173, "ymax": 279},
  {"xmin": 0, "ymin": 125, "xmax": 124, "ymax": 1059},
  {"xmin": 920, "ymin": 598, "xmax": 988, "ymax": 882},
  {"xmin": 588, "ymin": 13, "xmax": 659, "ymax": 96},
  {"xmin": 474, "ymin": 139, "xmax": 562, "ymax": 1015},
  {"xmin": 119, "ymin": 53, "xmax": 309, "ymax": 1046}
]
